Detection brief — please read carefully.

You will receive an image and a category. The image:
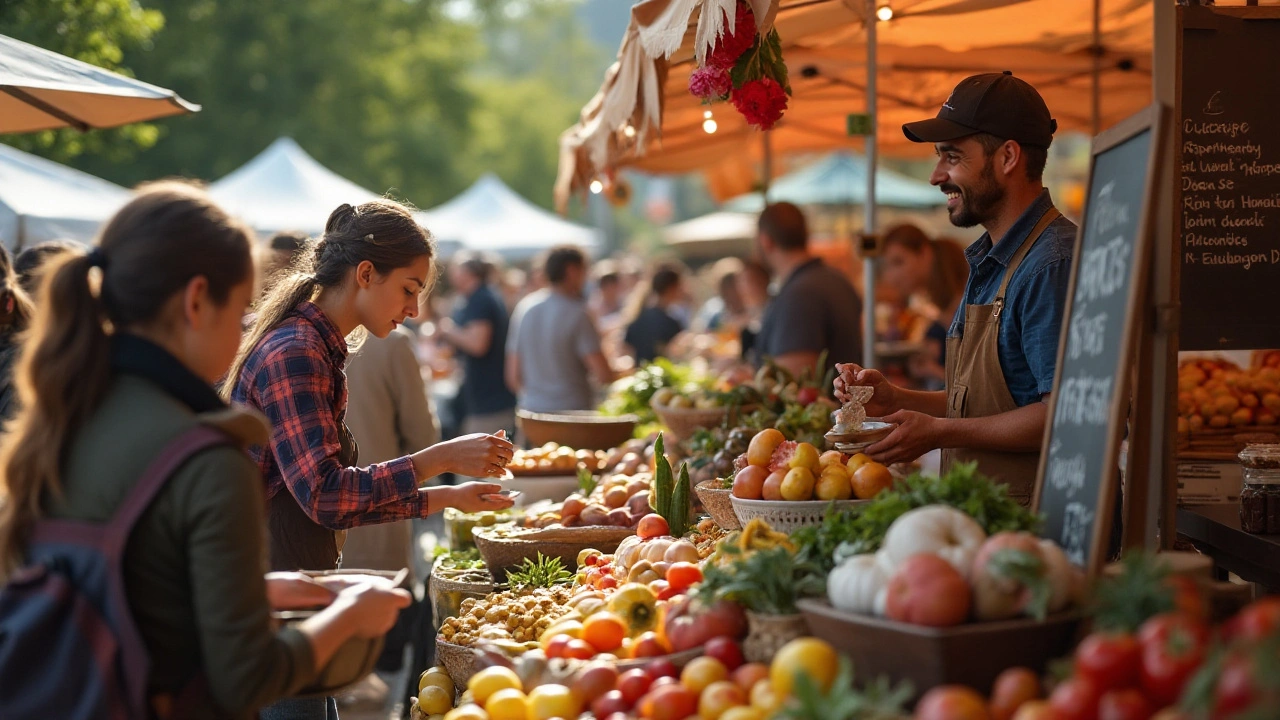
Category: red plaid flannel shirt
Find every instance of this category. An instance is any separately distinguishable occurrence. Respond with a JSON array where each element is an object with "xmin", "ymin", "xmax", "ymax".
[{"xmin": 231, "ymin": 301, "xmax": 427, "ymax": 528}]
